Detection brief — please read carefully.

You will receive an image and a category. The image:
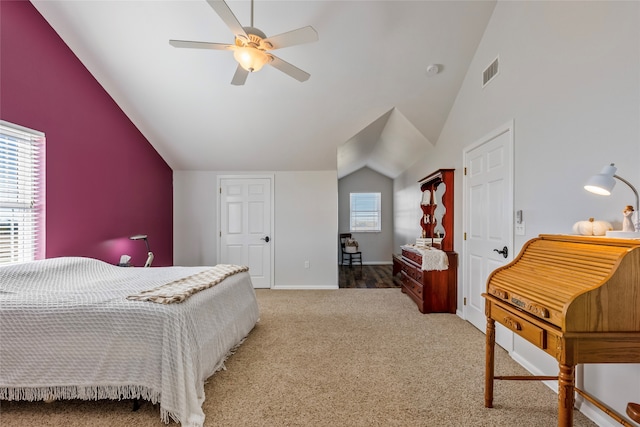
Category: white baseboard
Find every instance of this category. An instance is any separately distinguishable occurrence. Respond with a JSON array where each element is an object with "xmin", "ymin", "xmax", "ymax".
[
  {"xmin": 339, "ymin": 261, "xmax": 393, "ymax": 266},
  {"xmin": 271, "ymin": 284, "xmax": 338, "ymax": 290}
]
